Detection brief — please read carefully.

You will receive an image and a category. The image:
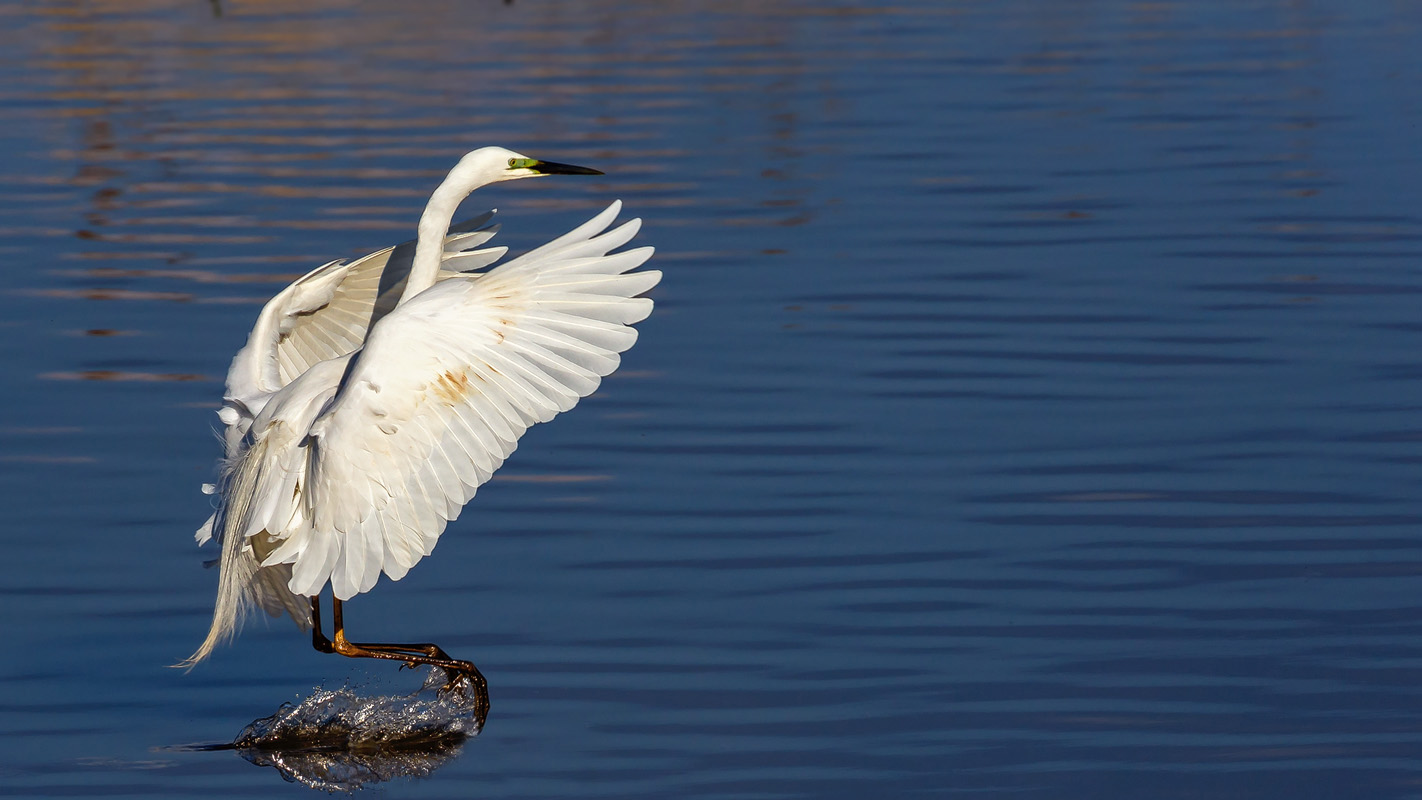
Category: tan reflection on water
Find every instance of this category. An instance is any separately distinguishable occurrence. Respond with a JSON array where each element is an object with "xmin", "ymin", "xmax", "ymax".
[
  {"xmin": 7, "ymin": 0, "xmax": 865, "ymax": 386},
  {"xmin": 41, "ymin": 369, "xmax": 212, "ymax": 382},
  {"xmin": 70, "ymin": 329, "xmax": 134, "ymax": 338},
  {"xmin": 30, "ymin": 288, "xmax": 195, "ymax": 302},
  {"xmin": 60, "ymin": 267, "xmax": 298, "ymax": 284}
]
